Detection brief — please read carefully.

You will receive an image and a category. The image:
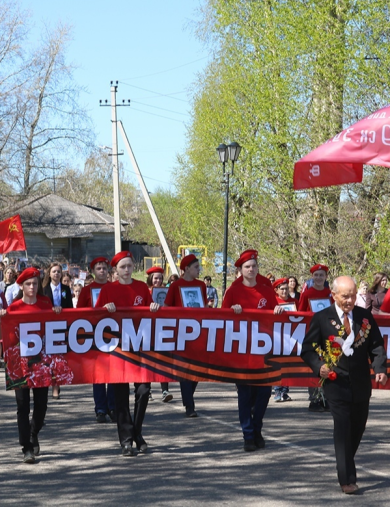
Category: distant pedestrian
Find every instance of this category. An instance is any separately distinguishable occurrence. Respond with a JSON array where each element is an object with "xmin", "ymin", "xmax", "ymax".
[
  {"xmin": 355, "ymin": 280, "xmax": 368, "ymax": 309},
  {"xmin": 288, "ymin": 276, "xmax": 300, "ymax": 301},
  {"xmin": 72, "ymin": 283, "xmax": 83, "ymax": 308},
  {"xmin": 43, "ymin": 262, "xmax": 73, "ymax": 399},
  {"xmin": 77, "ymin": 257, "xmax": 116, "ymax": 423},
  {"xmin": 365, "ymin": 272, "xmax": 388, "ymax": 314}
]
